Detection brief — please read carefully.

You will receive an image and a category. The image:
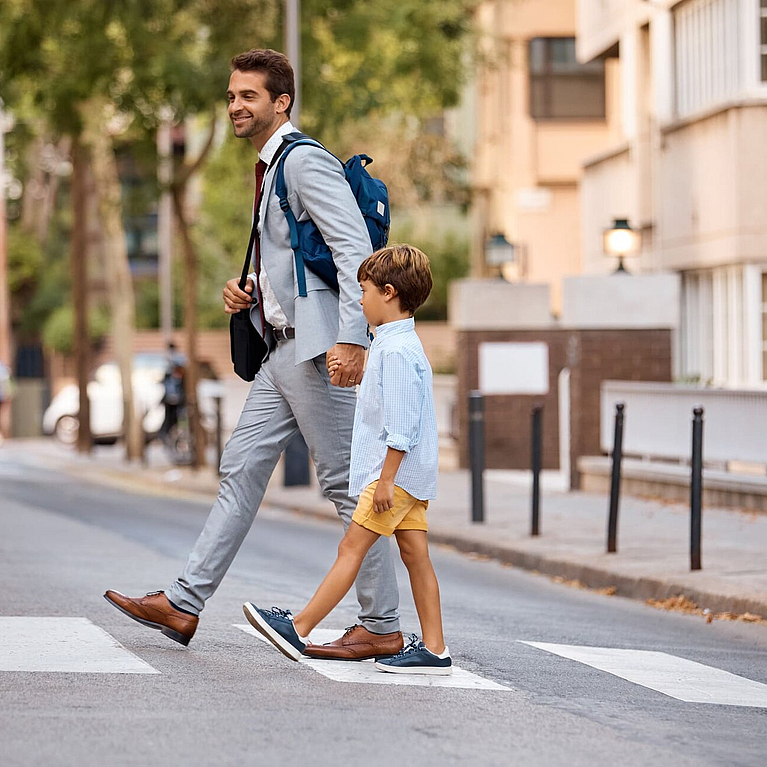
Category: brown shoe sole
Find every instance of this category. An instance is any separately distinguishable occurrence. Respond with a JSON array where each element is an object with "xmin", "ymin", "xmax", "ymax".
[
  {"xmin": 103, "ymin": 594, "xmax": 192, "ymax": 647},
  {"xmin": 303, "ymin": 647, "xmax": 402, "ymax": 662}
]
